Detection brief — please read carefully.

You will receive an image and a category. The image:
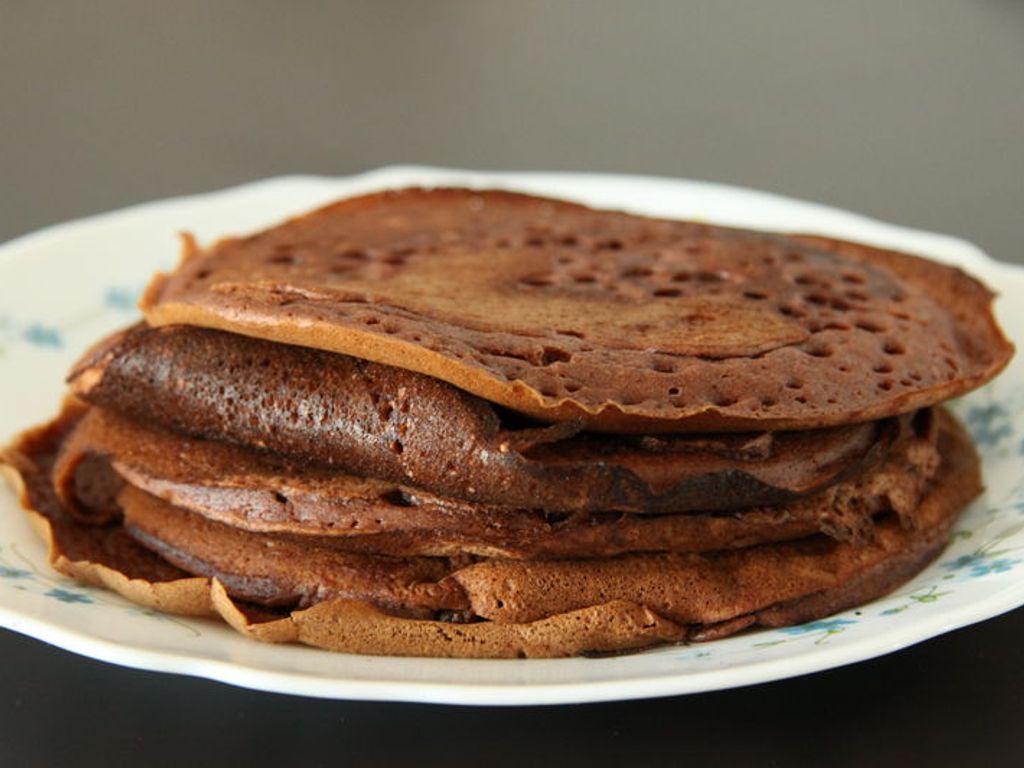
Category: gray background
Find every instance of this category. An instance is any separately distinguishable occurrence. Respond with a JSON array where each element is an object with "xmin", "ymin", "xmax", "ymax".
[
  {"xmin": 1, "ymin": 2, "xmax": 1022, "ymax": 767},
  {"xmin": 2, "ymin": 1, "xmax": 1022, "ymax": 265}
]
